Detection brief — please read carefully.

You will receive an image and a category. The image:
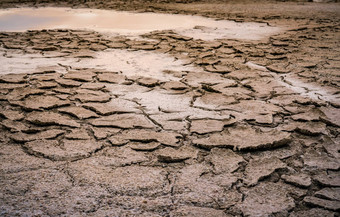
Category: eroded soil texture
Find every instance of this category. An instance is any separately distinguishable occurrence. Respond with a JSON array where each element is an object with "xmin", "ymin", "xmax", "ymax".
[{"xmin": 0, "ymin": 0, "xmax": 340, "ymax": 216}]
